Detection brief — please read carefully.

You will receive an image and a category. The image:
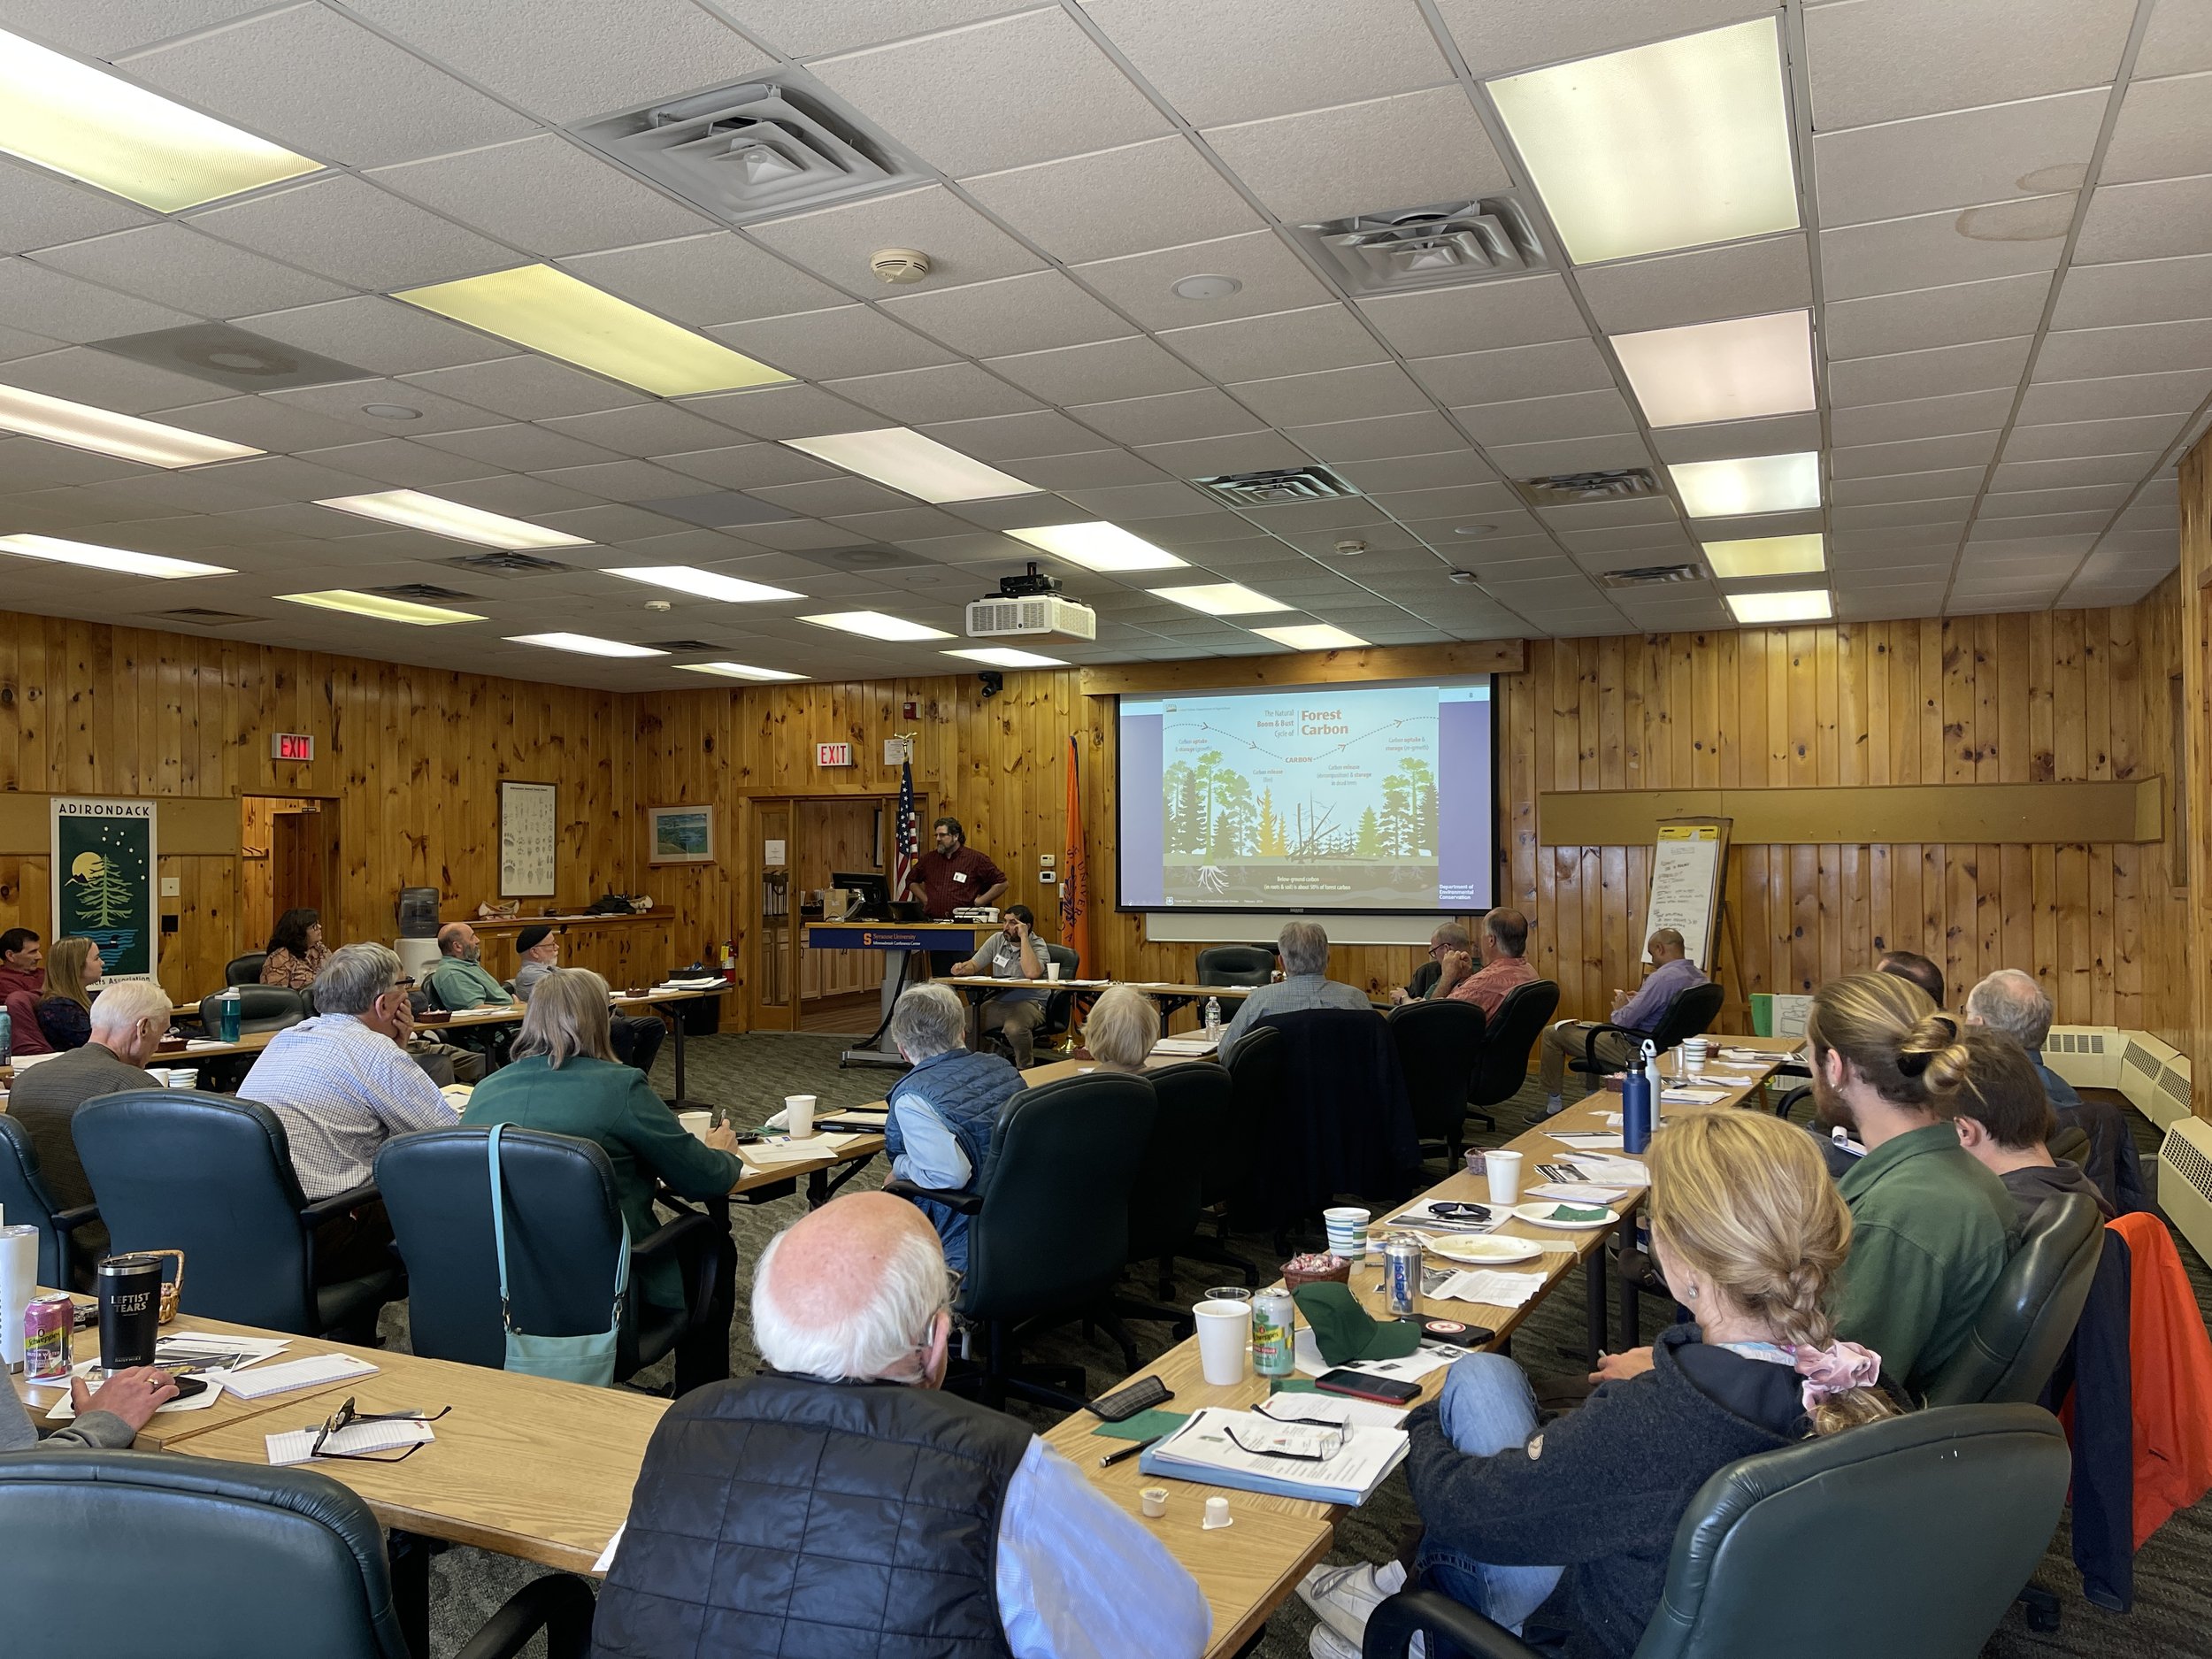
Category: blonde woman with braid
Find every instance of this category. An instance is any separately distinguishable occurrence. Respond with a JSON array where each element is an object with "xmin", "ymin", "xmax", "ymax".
[{"xmin": 1299, "ymin": 1110, "xmax": 1897, "ymax": 1659}]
